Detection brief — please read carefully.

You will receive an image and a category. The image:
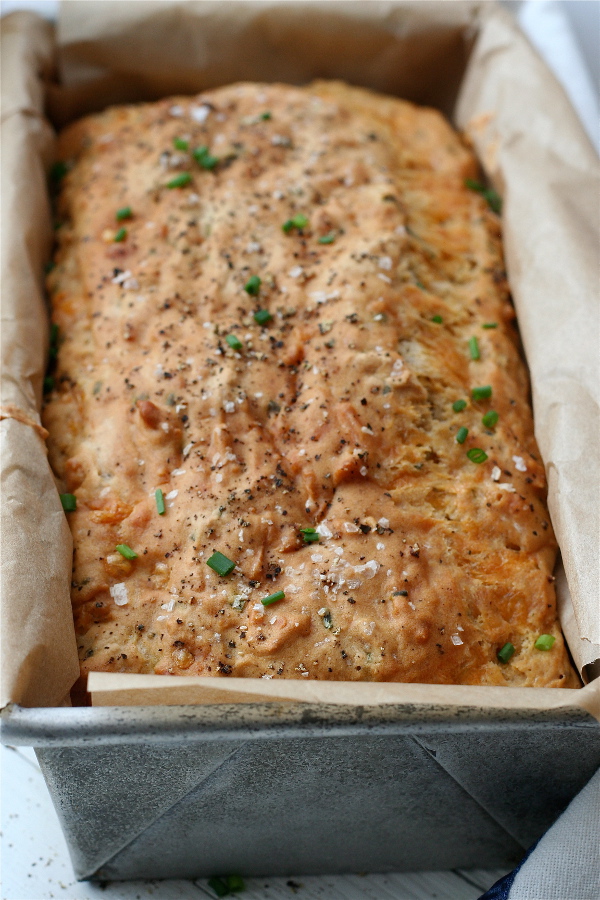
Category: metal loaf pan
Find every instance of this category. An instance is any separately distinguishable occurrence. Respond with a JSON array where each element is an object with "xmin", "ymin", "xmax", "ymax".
[{"xmin": 2, "ymin": 701, "xmax": 600, "ymax": 880}]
